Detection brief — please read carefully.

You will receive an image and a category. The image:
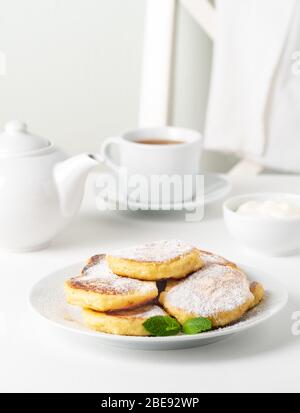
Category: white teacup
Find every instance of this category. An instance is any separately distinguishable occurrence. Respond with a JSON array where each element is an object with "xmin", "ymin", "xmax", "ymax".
[{"xmin": 101, "ymin": 127, "xmax": 203, "ymax": 204}]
